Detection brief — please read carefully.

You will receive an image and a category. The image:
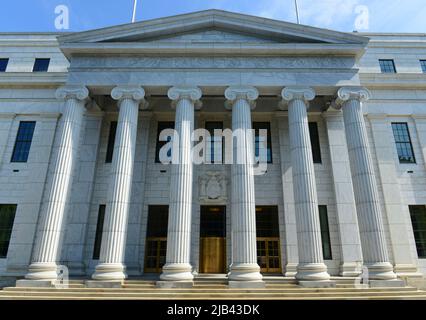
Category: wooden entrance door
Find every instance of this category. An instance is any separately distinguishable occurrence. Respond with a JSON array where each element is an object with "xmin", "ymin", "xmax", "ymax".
[{"xmin": 199, "ymin": 206, "xmax": 226, "ymax": 273}]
